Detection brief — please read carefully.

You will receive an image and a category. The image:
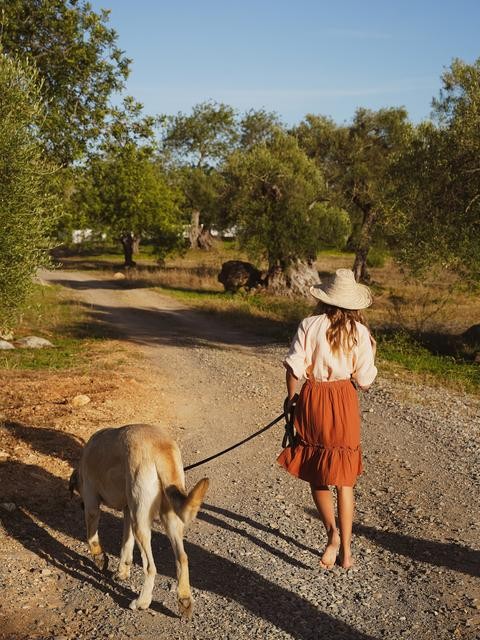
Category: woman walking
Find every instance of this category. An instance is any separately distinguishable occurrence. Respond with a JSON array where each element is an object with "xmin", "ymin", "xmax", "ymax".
[{"xmin": 277, "ymin": 269, "xmax": 377, "ymax": 569}]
